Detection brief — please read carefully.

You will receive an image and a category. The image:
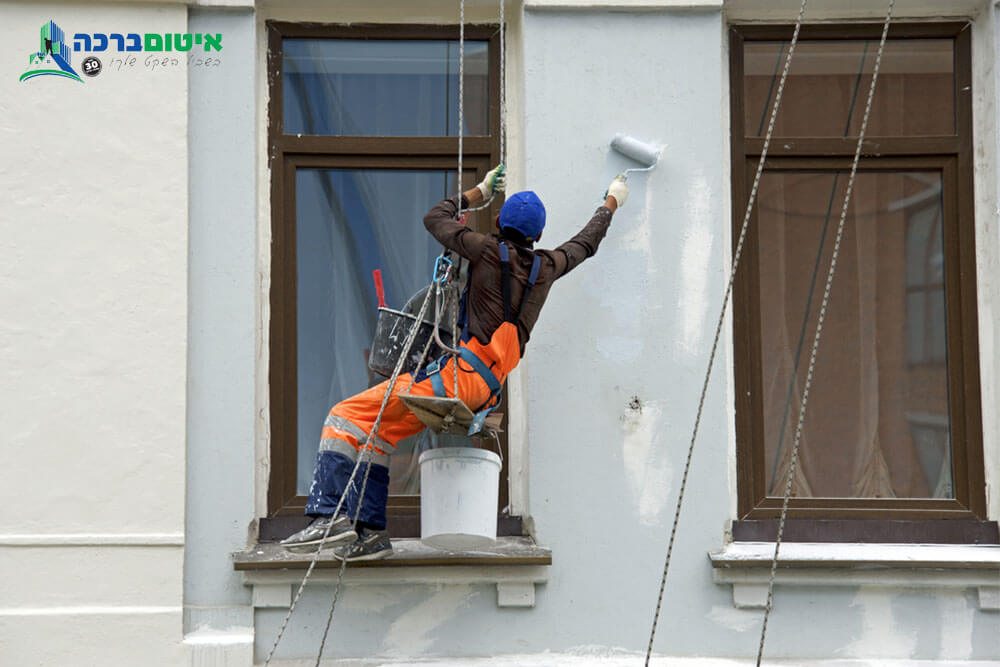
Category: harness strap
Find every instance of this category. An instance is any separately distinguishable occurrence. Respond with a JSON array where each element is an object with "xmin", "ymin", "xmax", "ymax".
[
  {"xmin": 429, "ymin": 369, "xmax": 447, "ymax": 398},
  {"xmin": 498, "ymin": 240, "xmax": 541, "ymax": 325},
  {"xmin": 514, "ymin": 255, "xmax": 541, "ymax": 323},
  {"xmin": 458, "ymin": 348, "xmax": 502, "ymax": 398},
  {"xmin": 498, "ymin": 241, "xmax": 512, "ymax": 322},
  {"xmin": 424, "ymin": 350, "xmax": 502, "ymax": 409}
]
